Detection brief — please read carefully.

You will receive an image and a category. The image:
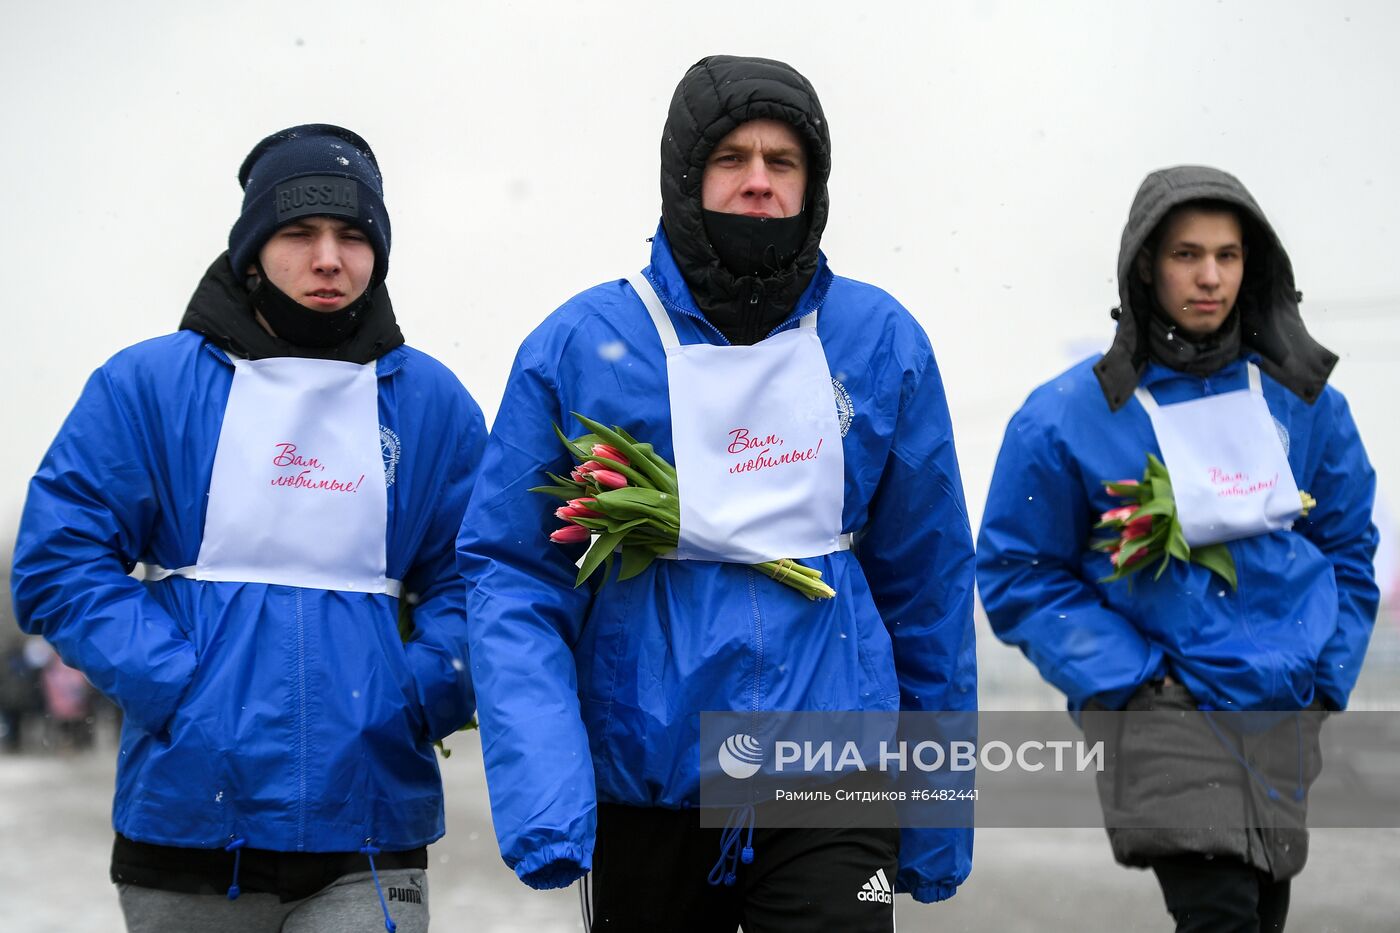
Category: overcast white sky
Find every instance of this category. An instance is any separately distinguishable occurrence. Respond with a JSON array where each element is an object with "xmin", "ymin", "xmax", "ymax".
[{"xmin": 3, "ymin": 0, "xmax": 1397, "ymax": 552}]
